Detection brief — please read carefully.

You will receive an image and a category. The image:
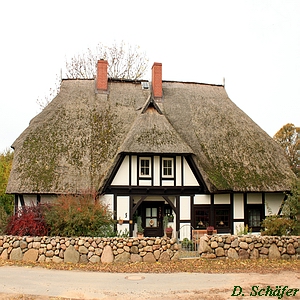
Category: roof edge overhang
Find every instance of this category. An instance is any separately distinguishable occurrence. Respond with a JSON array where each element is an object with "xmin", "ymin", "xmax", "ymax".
[{"xmin": 162, "ymin": 80, "xmax": 224, "ymax": 87}]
